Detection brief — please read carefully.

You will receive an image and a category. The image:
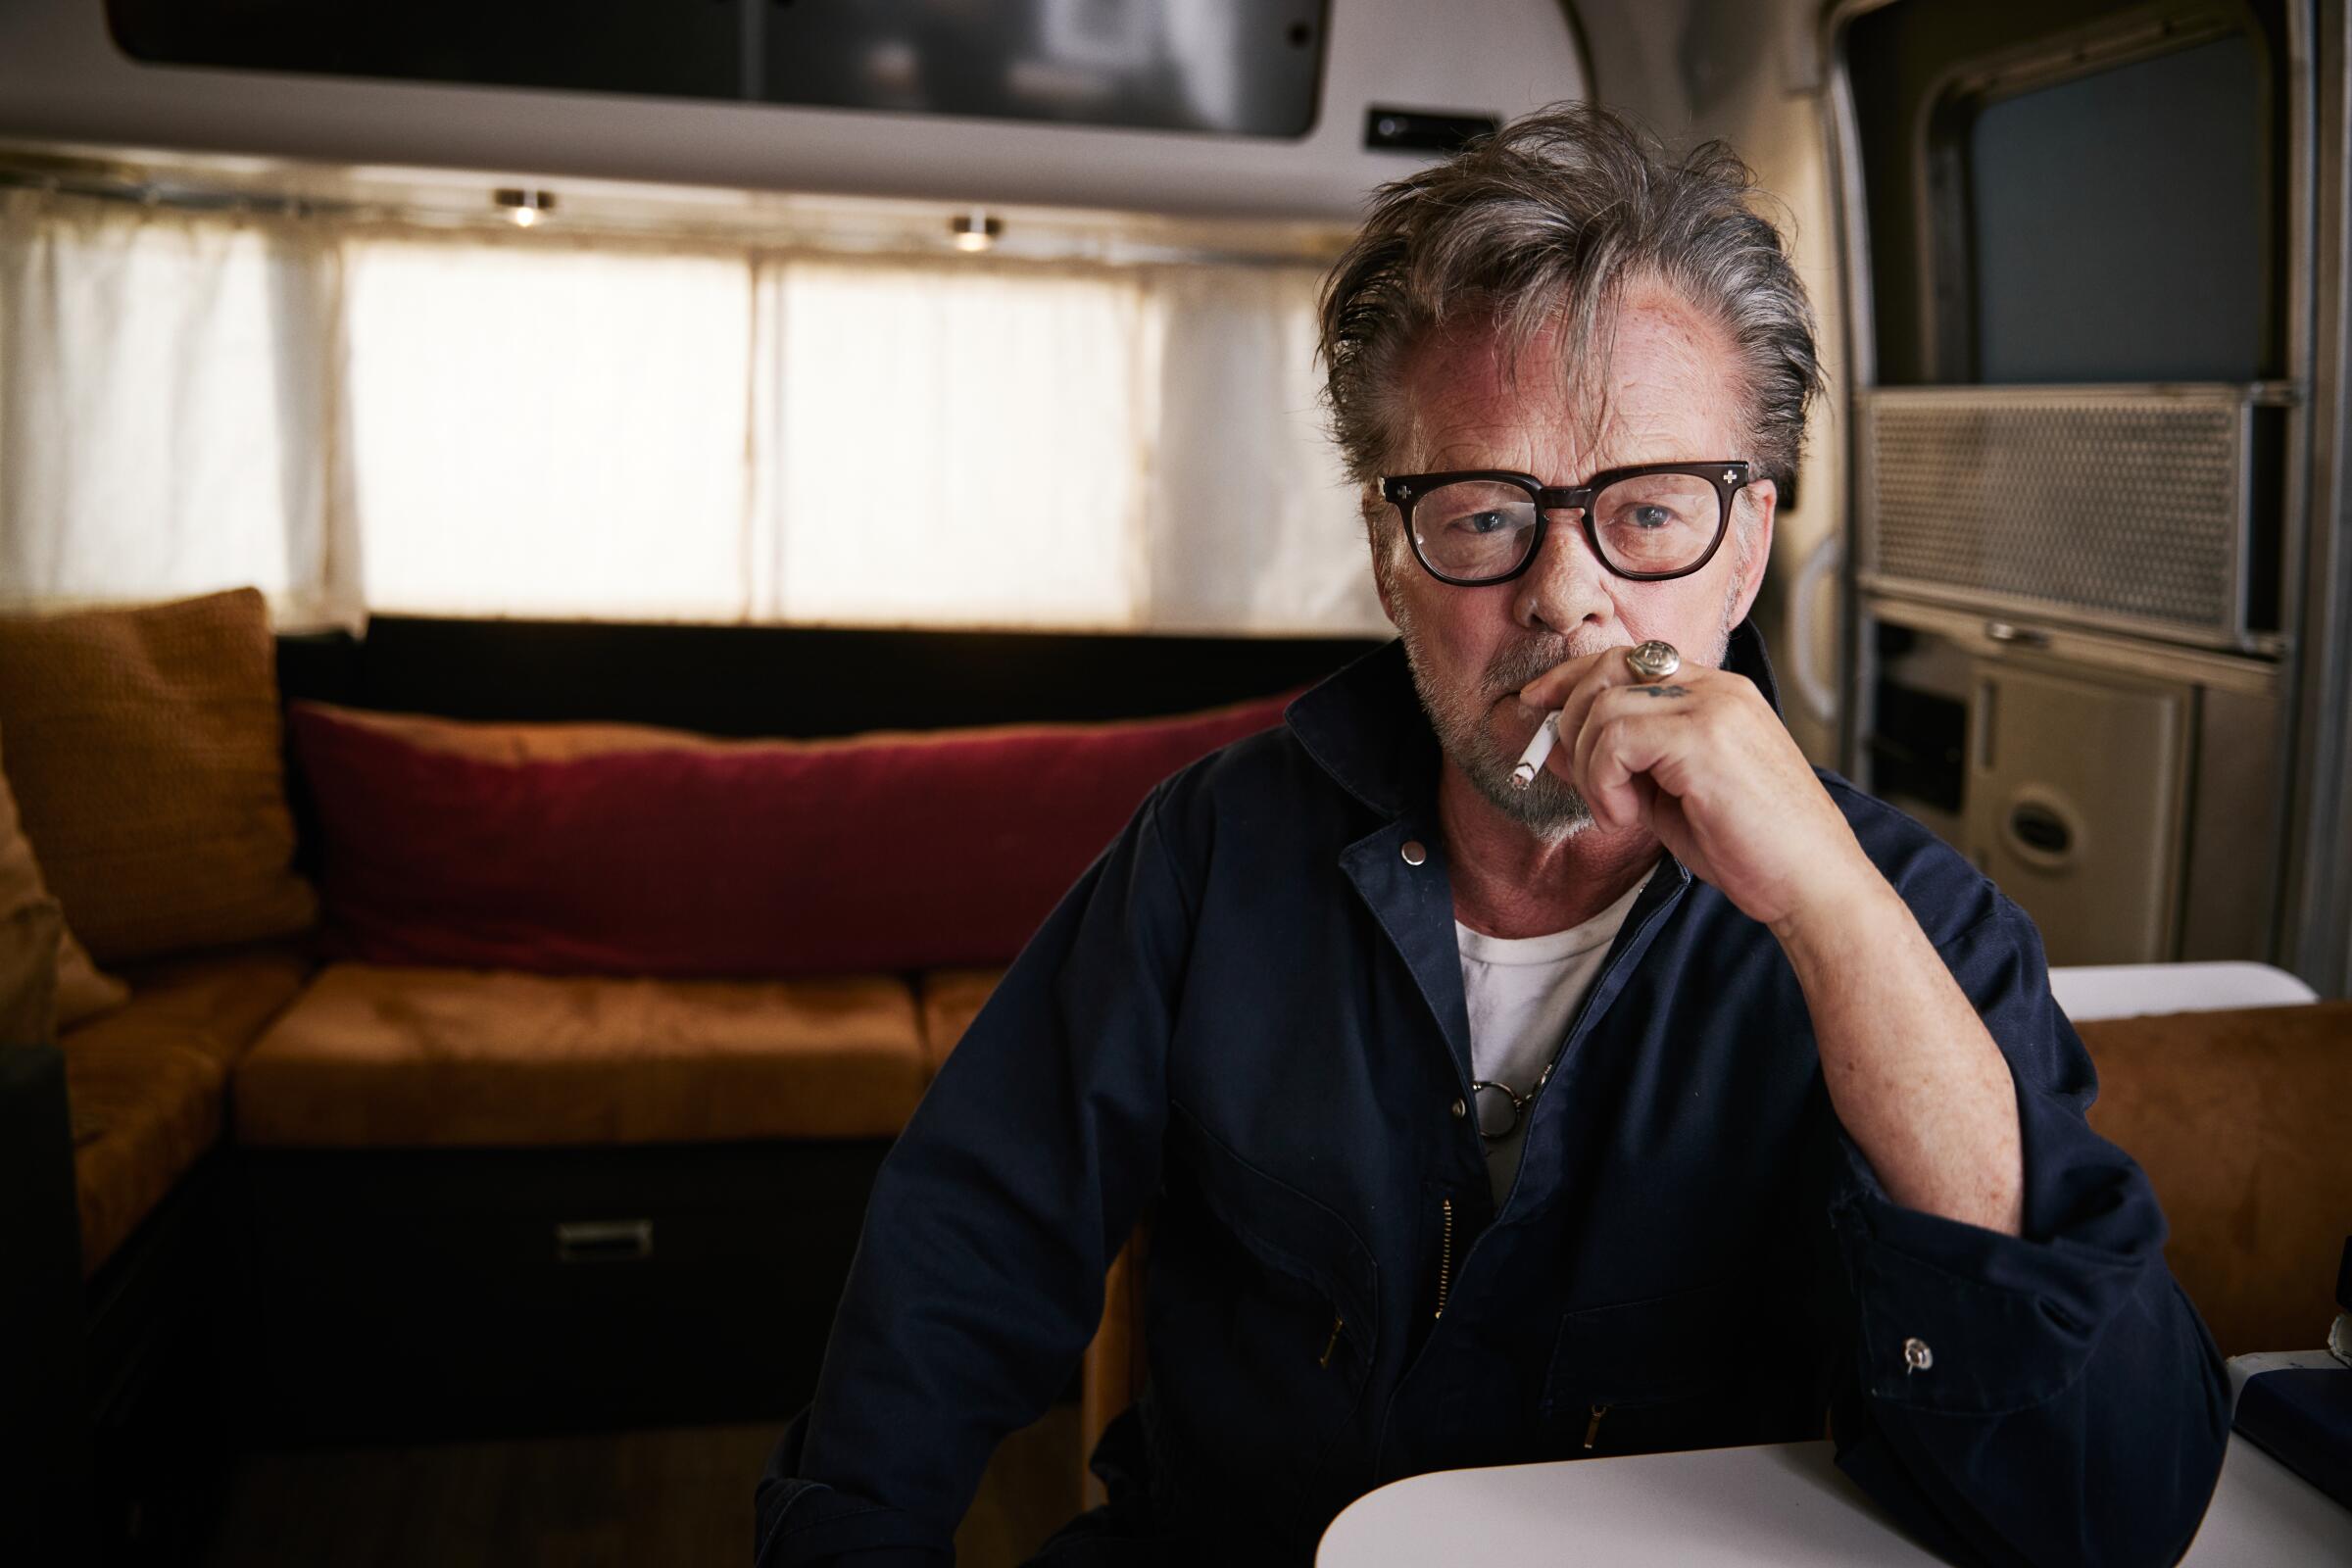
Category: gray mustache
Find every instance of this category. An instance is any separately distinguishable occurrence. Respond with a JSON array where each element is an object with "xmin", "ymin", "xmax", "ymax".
[{"xmin": 1485, "ymin": 640, "xmax": 1617, "ymax": 696}]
